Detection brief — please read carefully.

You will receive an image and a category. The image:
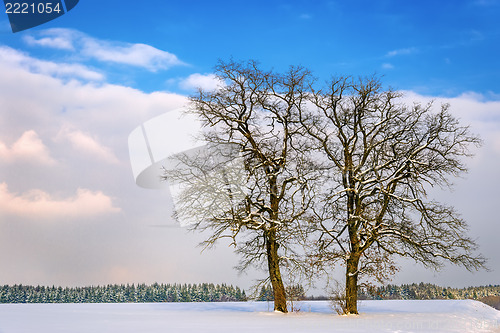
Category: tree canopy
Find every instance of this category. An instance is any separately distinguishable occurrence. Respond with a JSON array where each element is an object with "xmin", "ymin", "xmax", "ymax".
[
  {"xmin": 163, "ymin": 60, "xmax": 486, "ymax": 314},
  {"xmin": 301, "ymin": 75, "xmax": 486, "ymax": 313}
]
